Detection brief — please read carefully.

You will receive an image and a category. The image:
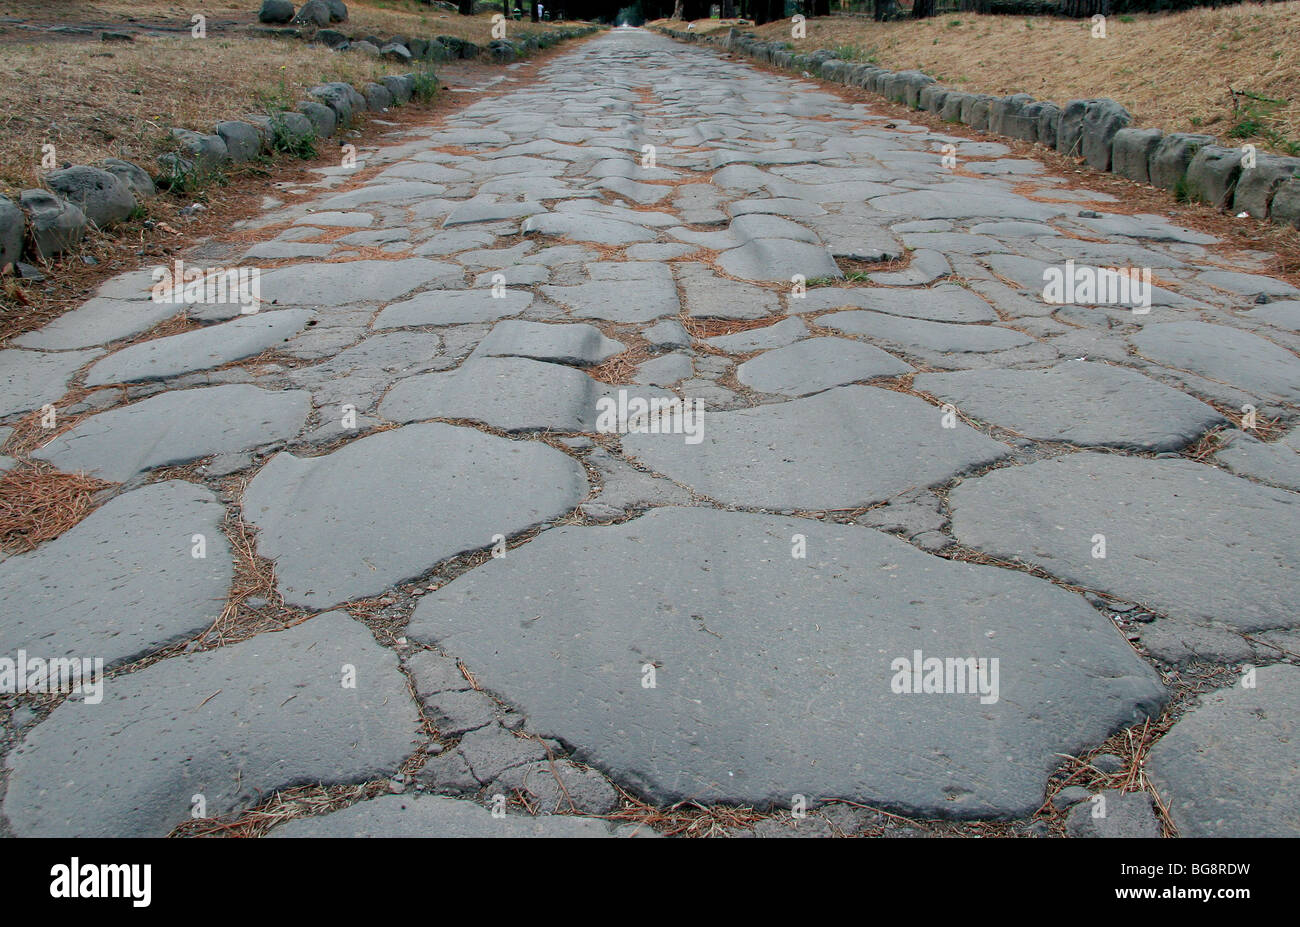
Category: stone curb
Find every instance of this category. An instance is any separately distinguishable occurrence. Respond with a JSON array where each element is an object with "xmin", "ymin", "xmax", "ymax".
[{"xmin": 654, "ymin": 24, "xmax": 1300, "ymax": 231}]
